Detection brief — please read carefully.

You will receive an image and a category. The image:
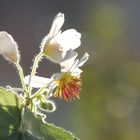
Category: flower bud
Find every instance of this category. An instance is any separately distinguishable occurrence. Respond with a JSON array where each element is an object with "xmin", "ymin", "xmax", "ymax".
[
  {"xmin": 40, "ymin": 100, "xmax": 56, "ymax": 112},
  {"xmin": 0, "ymin": 31, "xmax": 20, "ymax": 63}
]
